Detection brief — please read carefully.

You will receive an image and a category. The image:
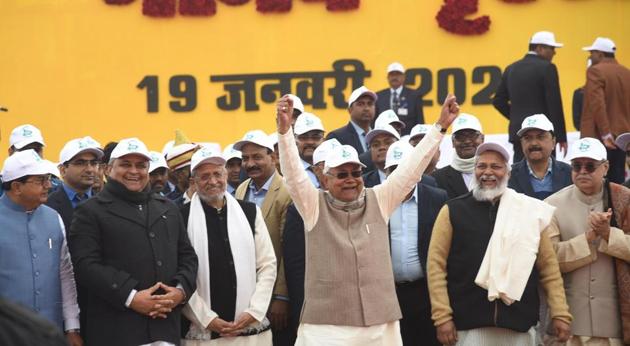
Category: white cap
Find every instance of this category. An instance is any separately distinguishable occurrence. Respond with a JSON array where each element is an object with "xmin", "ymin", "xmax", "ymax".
[
  {"xmin": 148, "ymin": 151, "xmax": 169, "ymax": 173},
  {"xmin": 475, "ymin": 142, "xmax": 510, "ymax": 162},
  {"xmin": 198, "ymin": 142, "xmax": 222, "ymax": 153},
  {"xmin": 191, "ymin": 145, "xmax": 226, "ymax": 172},
  {"xmin": 325, "ymin": 145, "xmax": 366, "ymax": 170},
  {"xmin": 1, "ymin": 149, "xmax": 59, "ymax": 182},
  {"xmin": 615, "ymin": 133, "xmax": 630, "ymax": 151},
  {"xmin": 161, "ymin": 140, "xmax": 175, "ymax": 156},
  {"xmin": 582, "ymin": 37, "xmax": 616, "ymax": 53},
  {"xmin": 294, "ymin": 112, "xmax": 325, "ymax": 135},
  {"xmin": 9, "ymin": 124, "xmax": 45, "ymax": 150},
  {"xmin": 313, "ymin": 138, "xmax": 341, "ymax": 165},
  {"xmin": 365, "ymin": 124, "xmax": 401, "ymax": 145},
  {"xmin": 567, "ymin": 137, "xmax": 607, "ymax": 161},
  {"xmin": 222, "ymin": 143, "xmax": 242, "ymax": 162},
  {"xmin": 387, "ymin": 62, "xmax": 405, "ymax": 74},
  {"xmin": 110, "ymin": 138, "xmax": 151, "ymax": 161},
  {"xmin": 268, "ymin": 132, "xmax": 279, "ymax": 148},
  {"xmin": 59, "ymin": 136, "xmax": 103, "ymax": 164},
  {"xmin": 452, "ymin": 113, "xmax": 483, "ymax": 133},
  {"xmin": 287, "ymin": 94, "xmax": 305, "ymax": 114},
  {"xmin": 375, "ymin": 110, "xmax": 405, "ymax": 130},
  {"xmin": 409, "ymin": 124, "xmax": 432, "ymax": 140},
  {"xmin": 530, "ymin": 31, "xmax": 563, "ymax": 48},
  {"xmin": 233, "ymin": 130, "xmax": 274, "ymax": 151},
  {"xmin": 348, "ymin": 86, "xmax": 377, "ymax": 108},
  {"xmin": 517, "ymin": 114, "xmax": 555, "ymax": 137},
  {"xmin": 385, "ymin": 140, "xmax": 414, "ymax": 169}
]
